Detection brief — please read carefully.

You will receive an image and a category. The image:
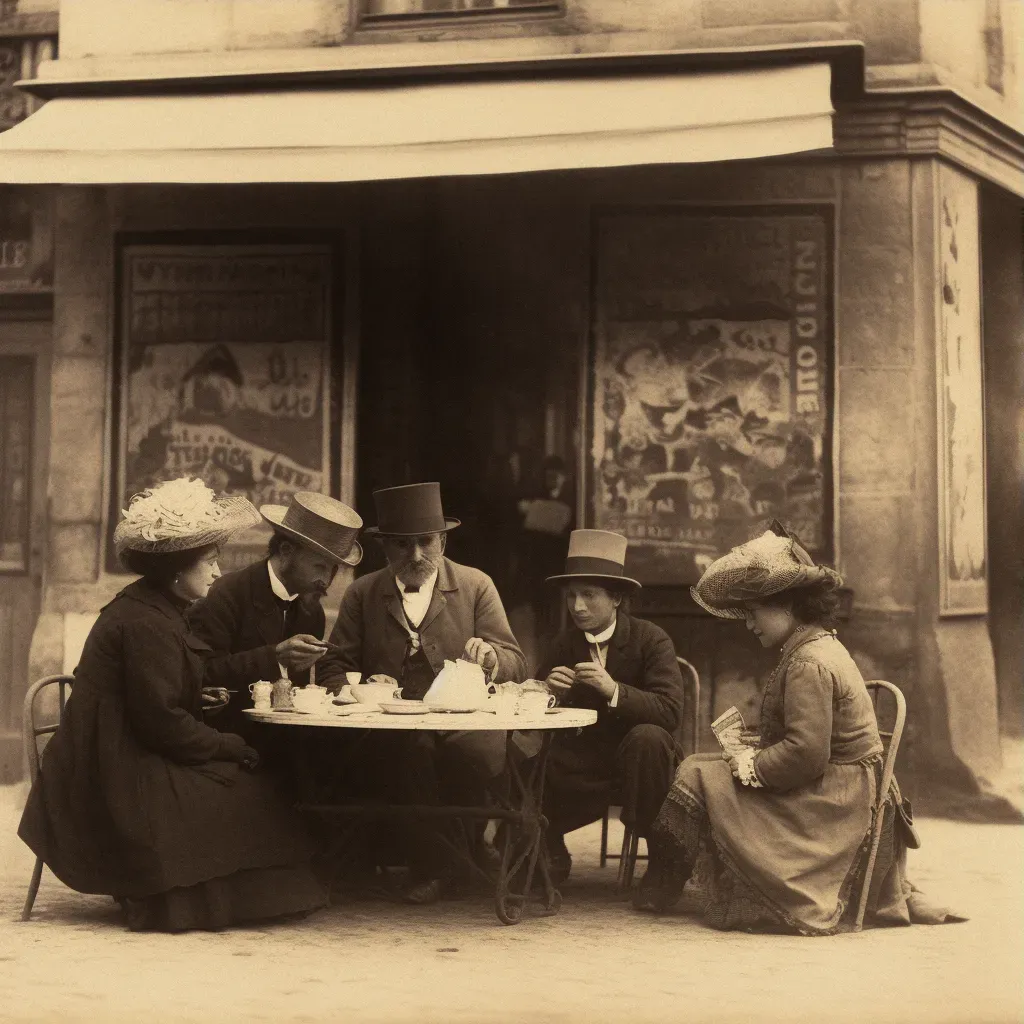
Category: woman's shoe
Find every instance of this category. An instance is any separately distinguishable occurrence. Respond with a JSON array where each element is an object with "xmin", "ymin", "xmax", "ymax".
[{"xmin": 632, "ymin": 842, "xmax": 691, "ymax": 914}]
